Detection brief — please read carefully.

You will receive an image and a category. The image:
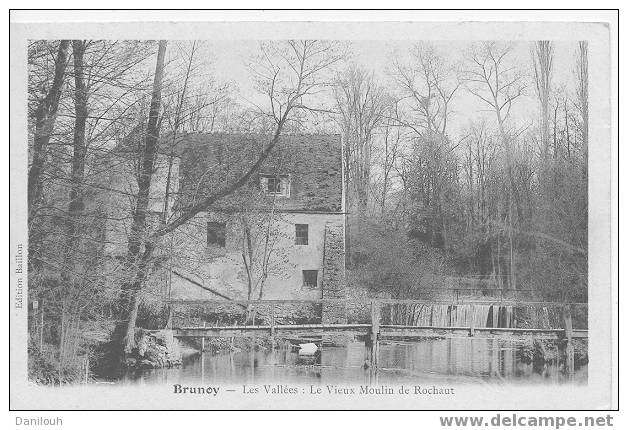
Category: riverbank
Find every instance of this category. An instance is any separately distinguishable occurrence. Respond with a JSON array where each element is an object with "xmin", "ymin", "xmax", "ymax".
[
  {"xmin": 184, "ymin": 335, "xmax": 294, "ymax": 354},
  {"xmin": 520, "ymin": 338, "xmax": 588, "ymax": 367},
  {"xmin": 124, "ymin": 330, "xmax": 297, "ymax": 371},
  {"xmin": 123, "ymin": 329, "xmax": 184, "ymax": 369}
]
